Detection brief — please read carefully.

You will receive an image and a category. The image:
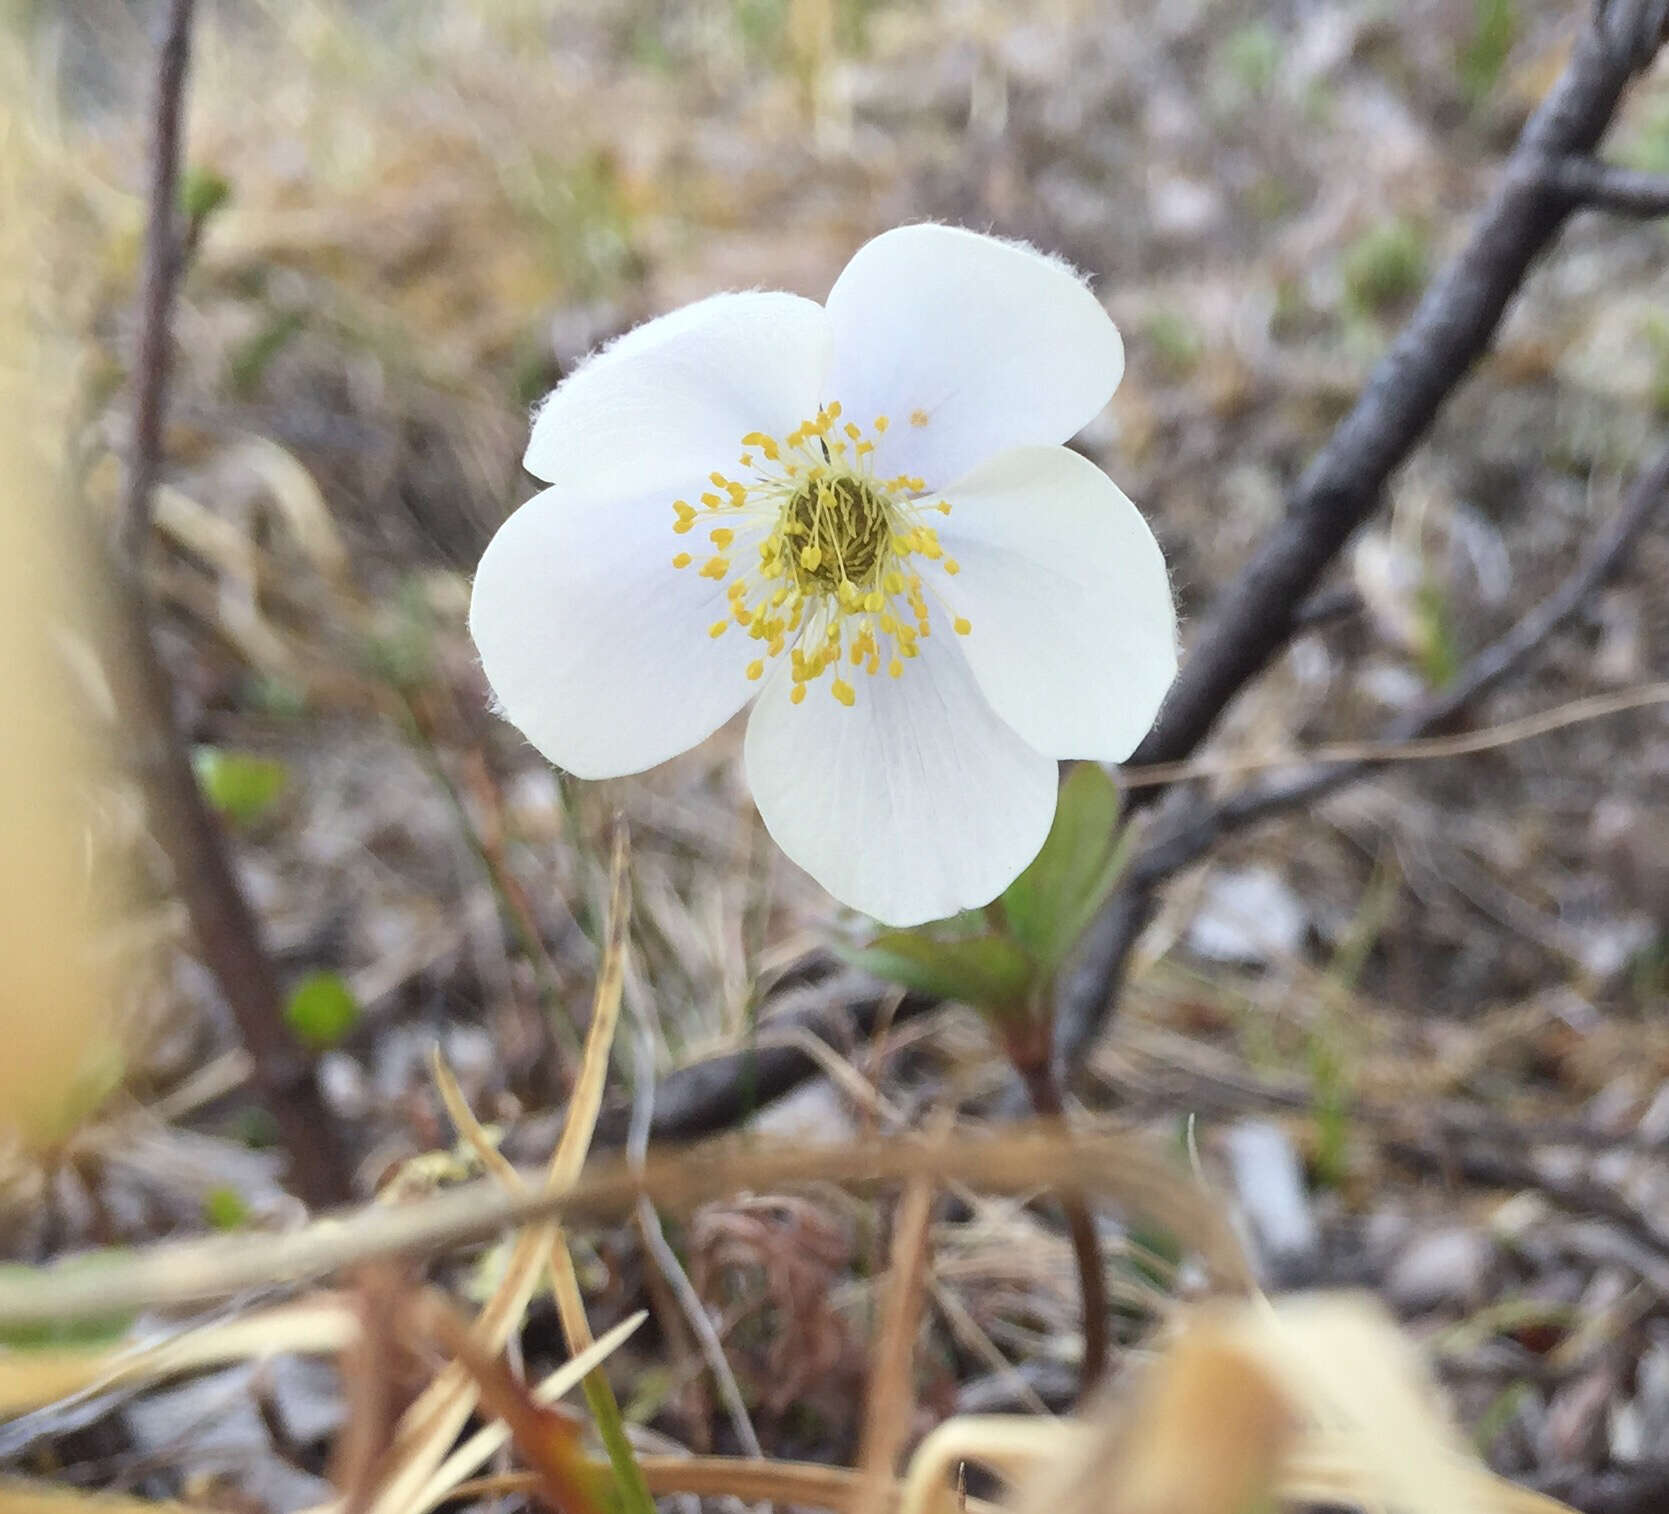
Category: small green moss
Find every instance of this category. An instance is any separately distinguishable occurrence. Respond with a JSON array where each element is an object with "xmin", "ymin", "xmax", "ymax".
[
  {"xmin": 1342, "ymin": 217, "xmax": 1429, "ymax": 314},
  {"xmin": 1457, "ymin": 0, "xmax": 1517, "ymax": 108},
  {"xmin": 192, "ymin": 748, "xmax": 290, "ymax": 828},
  {"xmin": 1221, "ymin": 21, "xmax": 1281, "ymax": 100},
  {"xmin": 1145, "ymin": 310, "xmax": 1204, "ymax": 379},
  {"xmin": 203, "ymin": 1185, "xmax": 252, "ymax": 1231},
  {"xmin": 1620, "ymin": 95, "xmax": 1669, "ymax": 174},
  {"xmin": 1645, "ymin": 315, "xmax": 1669, "ymax": 418},
  {"xmin": 284, "ymin": 971, "xmax": 362, "ymax": 1051},
  {"xmin": 228, "ymin": 309, "xmax": 305, "ymax": 397}
]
